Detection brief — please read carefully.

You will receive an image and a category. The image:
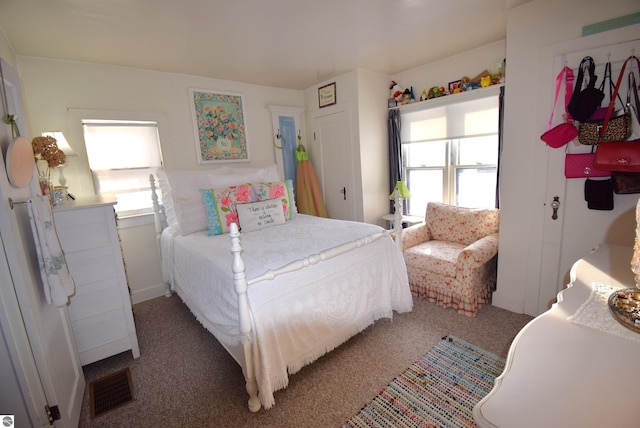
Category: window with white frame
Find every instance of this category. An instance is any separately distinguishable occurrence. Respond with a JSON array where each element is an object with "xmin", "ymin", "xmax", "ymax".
[
  {"xmin": 401, "ymin": 94, "xmax": 499, "ymax": 216},
  {"xmin": 83, "ymin": 119, "xmax": 163, "ymax": 216}
]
